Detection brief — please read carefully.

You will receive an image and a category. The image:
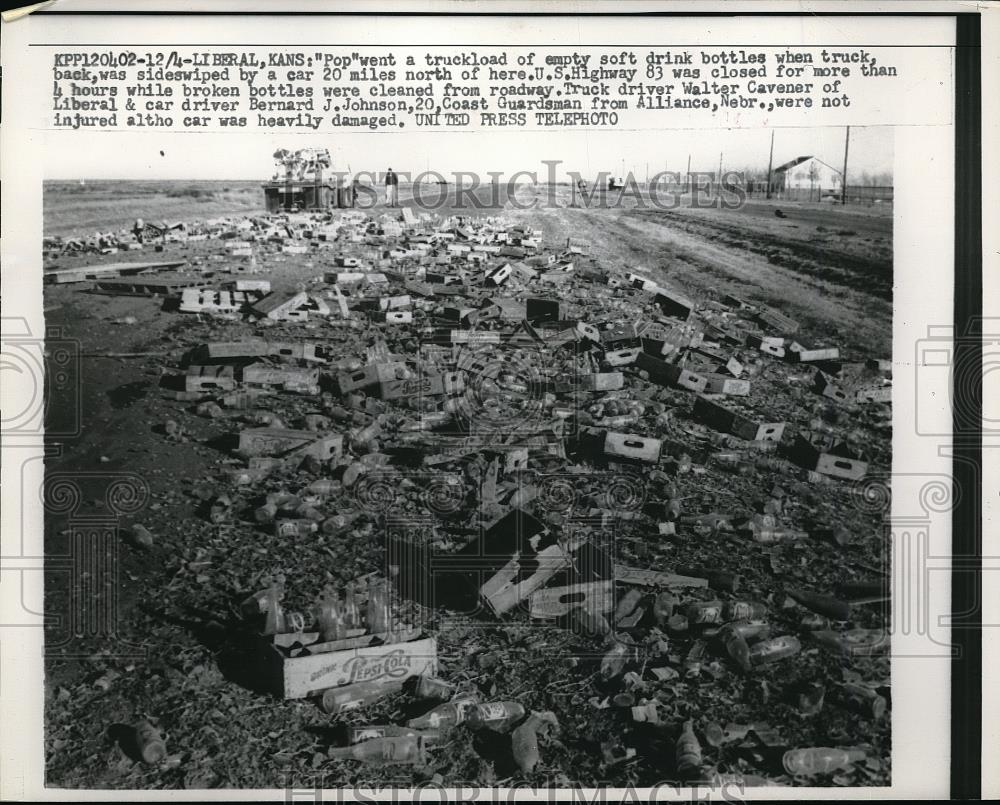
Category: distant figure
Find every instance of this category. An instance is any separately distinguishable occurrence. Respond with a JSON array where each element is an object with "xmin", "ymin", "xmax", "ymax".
[
  {"xmin": 132, "ymin": 218, "xmax": 145, "ymax": 243},
  {"xmin": 608, "ymin": 176, "xmax": 617, "ymax": 190},
  {"xmin": 385, "ymin": 167, "xmax": 399, "ymax": 207},
  {"xmin": 351, "ymin": 177, "xmax": 360, "ymax": 207}
]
